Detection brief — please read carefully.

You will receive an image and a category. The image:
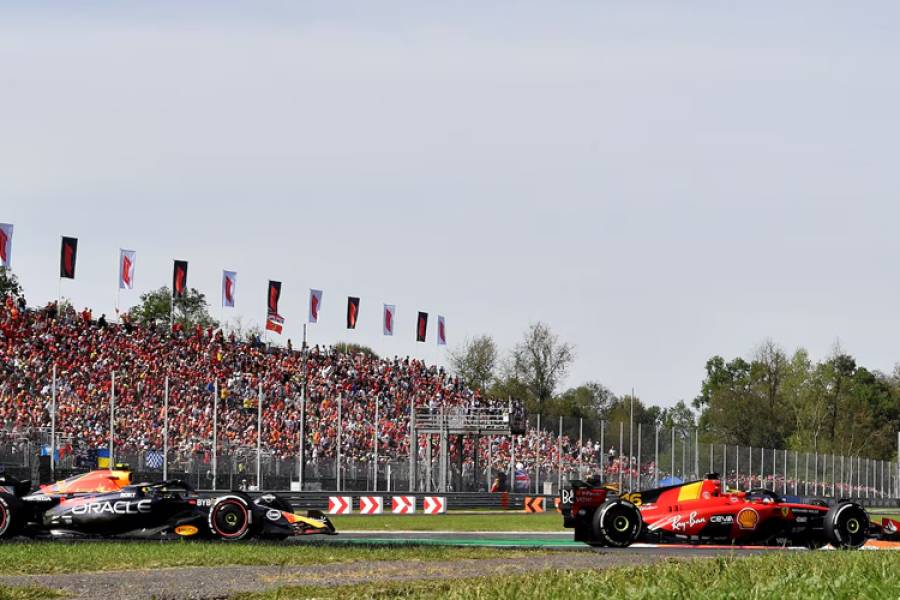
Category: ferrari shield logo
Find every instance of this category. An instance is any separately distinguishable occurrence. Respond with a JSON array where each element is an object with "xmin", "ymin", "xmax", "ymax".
[{"xmin": 781, "ymin": 507, "xmax": 791, "ymax": 518}]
